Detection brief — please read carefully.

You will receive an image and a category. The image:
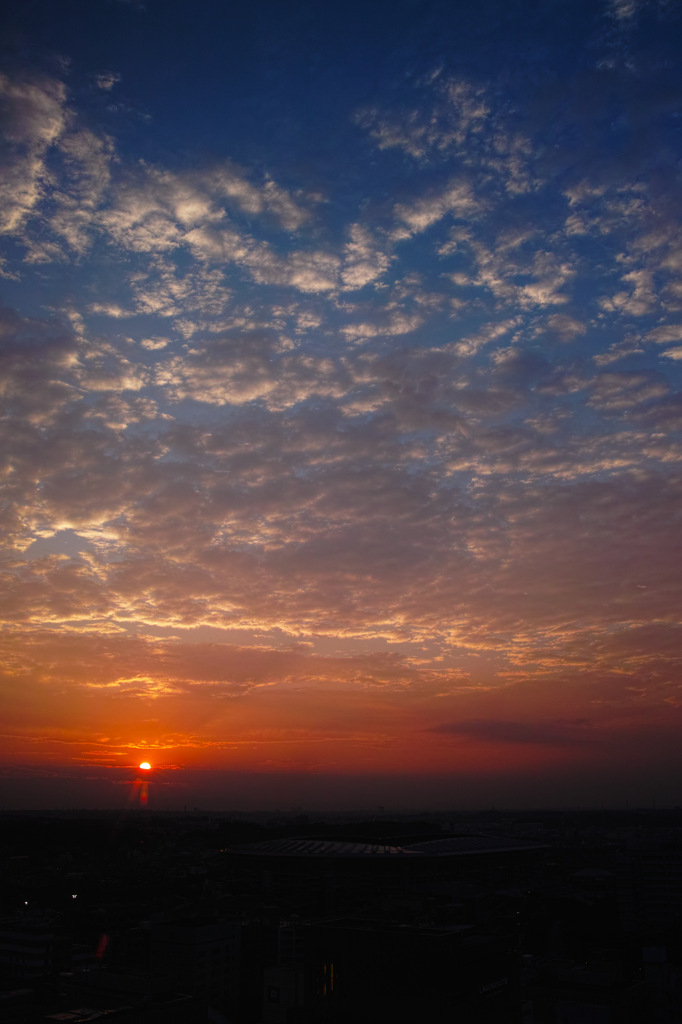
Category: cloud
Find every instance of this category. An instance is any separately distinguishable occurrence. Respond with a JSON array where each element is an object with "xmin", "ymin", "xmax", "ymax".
[
  {"xmin": 0, "ymin": 70, "xmax": 121, "ymax": 262},
  {"xmin": 600, "ymin": 268, "xmax": 657, "ymax": 316},
  {"xmin": 95, "ymin": 71, "xmax": 121, "ymax": 91},
  {"xmin": 393, "ymin": 180, "xmax": 482, "ymax": 239},
  {"xmin": 140, "ymin": 336, "xmax": 171, "ymax": 351},
  {"xmin": 341, "ymin": 311, "xmax": 424, "ymax": 341},
  {"xmin": 451, "ymin": 317, "xmax": 520, "ymax": 357},
  {"xmin": 207, "ymin": 164, "xmax": 310, "ymax": 232},
  {"xmin": 0, "ymin": 306, "xmax": 80, "ymax": 422},
  {"xmin": 129, "ymin": 257, "xmax": 232, "ymax": 319},
  {"xmin": 356, "ymin": 78, "xmax": 490, "ymax": 162},
  {"xmin": 536, "ymin": 313, "xmax": 586, "ymax": 343},
  {"xmin": 359, "ymin": 72, "xmax": 542, "ymax": 205},
  {"xmin": 587, "ymin": 369, "xmax": 669, "ymax": 412},
  {"xmin": 0, "ymin": 631, "xmax": 445, "ymax": 708},
  {"xmin": 257, "ymin": 248, "xmax": 340, "ymax": 293},
  {"xmin": 0, "ymin": 76, "xmax": 316, "ymax": 290},
  {"xmin": 430, "ymin": 718, "xmax": 592, "ymax": 746},
  {"xmin": 100, "ymin": 161, "xmax": 310, "ymax": 265},
  {"xmin": 0, "ymin": 73, "xmax": 68, "ymax": 234},
  {"xmin": 609, "ymin": 0, "xmax": 640, "ymax": 21},
  {"xmin": 341, "ymin": 223, "xmax": 392, "ymax": 289},
  {"xmin": 156, "ymin": 331, "xmax": 347, "ymax": 409},
  {"xmin": 1, "ymin": 23, "xmax": 682, "ymax": 802},
  {"xmin": 645, "ymin": 324, "xmax": 682, "ymax": 345},
  {"xmin": 88, "ymin": 302, "xmax": 132, "ymax": 318}
]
